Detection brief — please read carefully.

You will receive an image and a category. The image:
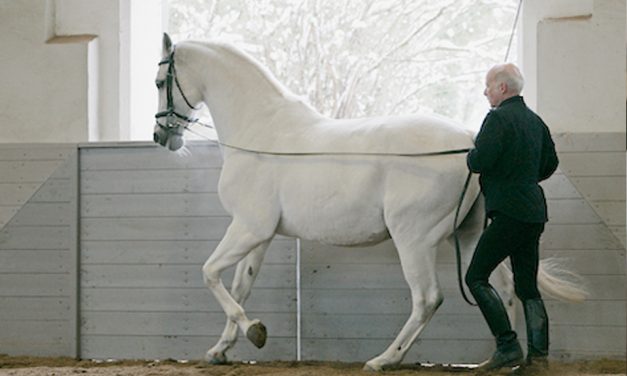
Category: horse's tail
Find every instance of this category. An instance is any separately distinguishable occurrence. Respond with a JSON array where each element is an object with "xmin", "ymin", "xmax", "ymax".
[
  {"xmin": 536, "ymin": 258, "xmax": 589, "ymax": 302},
  {"xmin": 453, "ymin": 173, "xmax": 588, "ymax": 304},
  {"xmin": 454, "ymin": 188, "xmax": 588, "ymax": 304},
  {"xmin": 500, "ymin": 258, "xmax": 589, "ymax": 302}
]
